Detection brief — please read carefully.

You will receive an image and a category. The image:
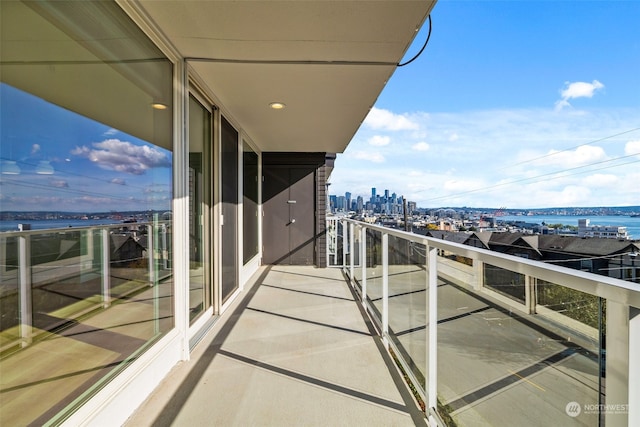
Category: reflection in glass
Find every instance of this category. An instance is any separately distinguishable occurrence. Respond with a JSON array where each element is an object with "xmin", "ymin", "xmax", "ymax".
[
  {"xmin": 353, "ymin": 226, "xmax": 363, "ymax": 287},
  {"xmin": 243, "ymin": 142, "xmax": 259, "ymax": 264},
  {"xmin": 0, "ymin": 1, "xmax": 173, "ymax": 424},
  {"xmin": 221, "ymin": 117, "xmax": 239, "ymax": 302},
  {"xmin": 188, "ymin": 96, "xmax": 212, "ymax": 322}
]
